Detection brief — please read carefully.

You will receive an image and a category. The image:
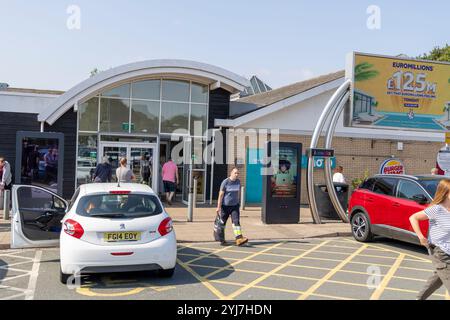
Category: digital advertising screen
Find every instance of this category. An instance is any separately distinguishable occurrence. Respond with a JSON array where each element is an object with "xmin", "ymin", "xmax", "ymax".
[
  {"xmin": 270, "ymin": 146, "xmax": 298, "ymax": 198},
  {"xmin": 16, "ymin": 132, "xmax": 64, "ymax": 195}
]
